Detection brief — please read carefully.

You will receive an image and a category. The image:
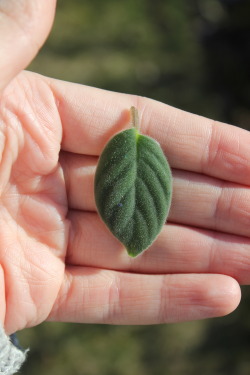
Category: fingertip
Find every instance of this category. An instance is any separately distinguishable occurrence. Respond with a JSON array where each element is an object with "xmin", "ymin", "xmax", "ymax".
[
  {"xmin": 0, "ymin": 0, "xmax": 57, "ymax": 92},
  {"xmin": 208, "ymin": 275, "xmax": 241, "ymax": 317},
  {"xmin": 163, "ymin": 274, "xmax": 242, "ymax": 323}
]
